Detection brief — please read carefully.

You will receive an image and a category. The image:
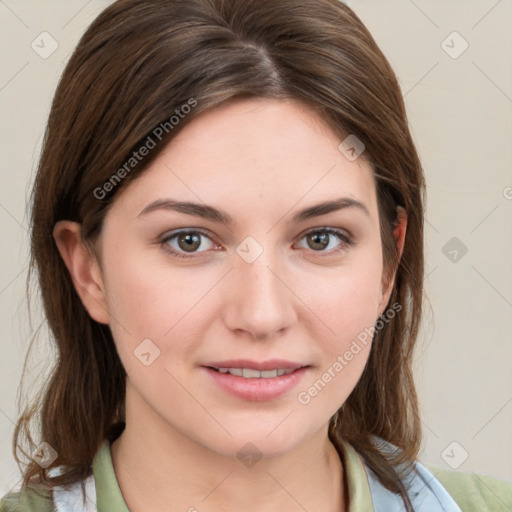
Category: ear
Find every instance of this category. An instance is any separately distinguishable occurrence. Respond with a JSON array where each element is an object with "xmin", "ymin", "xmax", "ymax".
[
  {"xmin": 378, "ymin": 207, "xmax": 407, "ymax": 315},
  {"xmin": 53, "ymin": 220, "xmax": 110, "ymax": 325}
]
